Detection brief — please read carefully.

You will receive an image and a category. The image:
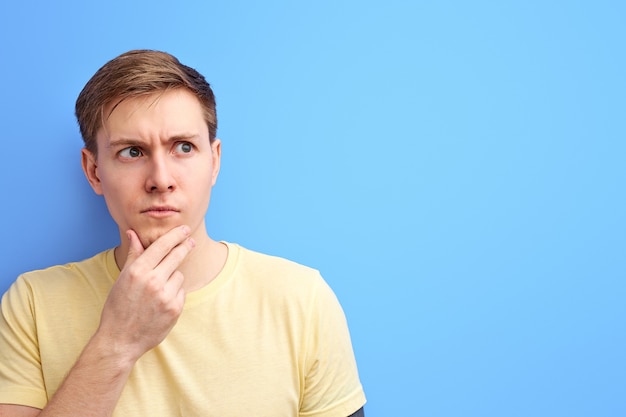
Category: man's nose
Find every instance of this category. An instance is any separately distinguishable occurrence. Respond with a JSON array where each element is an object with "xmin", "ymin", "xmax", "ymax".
[{"xmin": 145, "ymin": 154, "xmax": 176, "ymax": 192}]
